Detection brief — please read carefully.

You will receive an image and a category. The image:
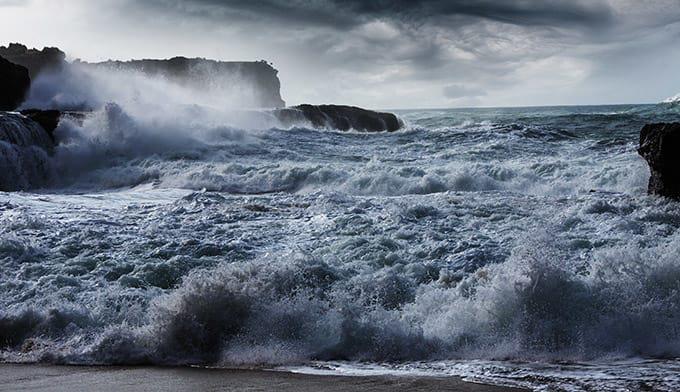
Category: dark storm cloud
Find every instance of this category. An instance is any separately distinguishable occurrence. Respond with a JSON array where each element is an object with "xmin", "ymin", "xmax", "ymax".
[
  {"xmin": 153, "ymin": 0, "xmax": 614, "ymax": 30},
  {"xmin": 128, "ymin": 0, "xmax": 679, "ymax": 107}
]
